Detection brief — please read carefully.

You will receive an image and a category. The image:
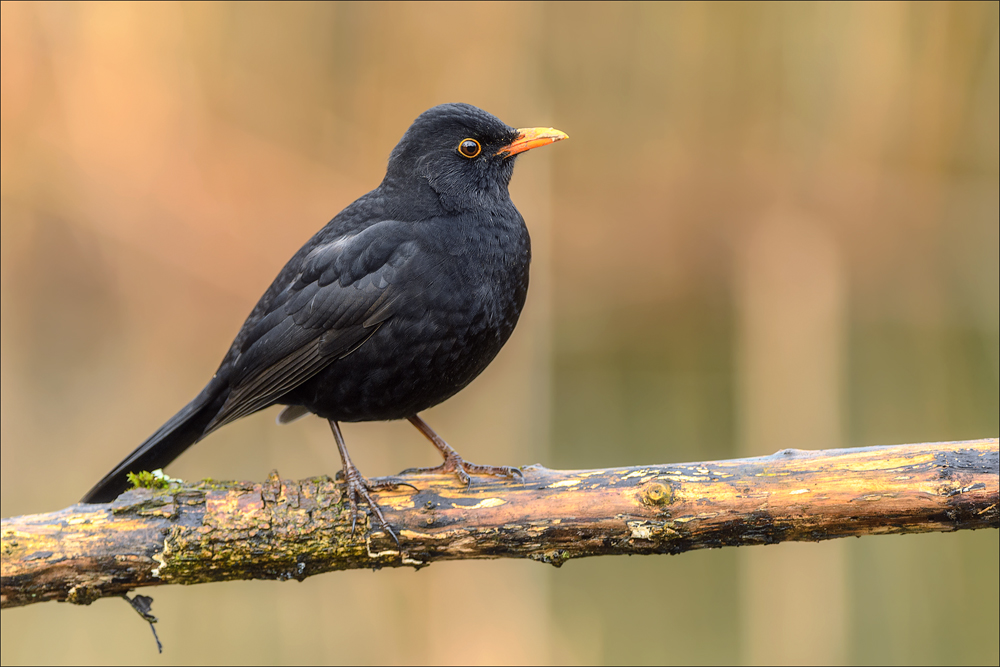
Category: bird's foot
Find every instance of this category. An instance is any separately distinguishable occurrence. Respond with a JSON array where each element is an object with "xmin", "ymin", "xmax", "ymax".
[
  {"xmin": 339, "ymin": 463, "xmax": 413, "ymax": 547},
  {"xmin": 402, "ymin": 451, "xmax": 522, "ymax": 489},
  {"xmin": 405, "ymin": 415, "xmax": 523, "ymax": 489}
]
